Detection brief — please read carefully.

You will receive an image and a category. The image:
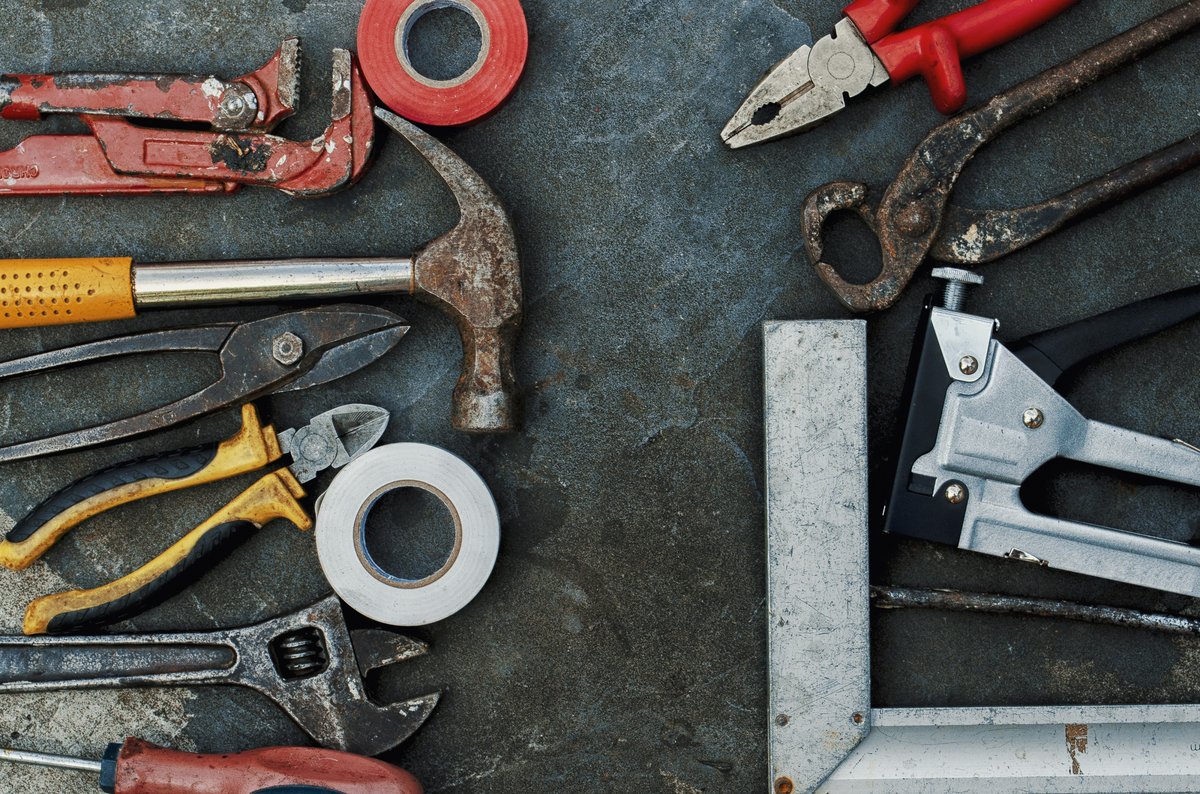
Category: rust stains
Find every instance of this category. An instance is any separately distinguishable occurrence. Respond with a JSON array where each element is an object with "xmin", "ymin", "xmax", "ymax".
[
  {"xmin": 209, "ymin": 135, "xmax": 272, "ymax": 174},
  {"xmin": 1066, "ymin": 723, "xmax": 1088, "ymax": 775}
]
